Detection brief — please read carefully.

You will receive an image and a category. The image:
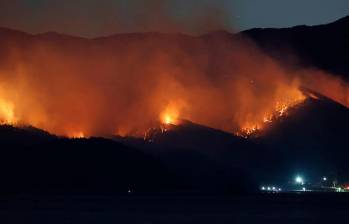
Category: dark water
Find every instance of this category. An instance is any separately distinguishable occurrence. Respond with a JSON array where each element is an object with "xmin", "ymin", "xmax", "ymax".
[{"xmin": 2, "ymin": 193, "xmax": 349, "ymax": 223}]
